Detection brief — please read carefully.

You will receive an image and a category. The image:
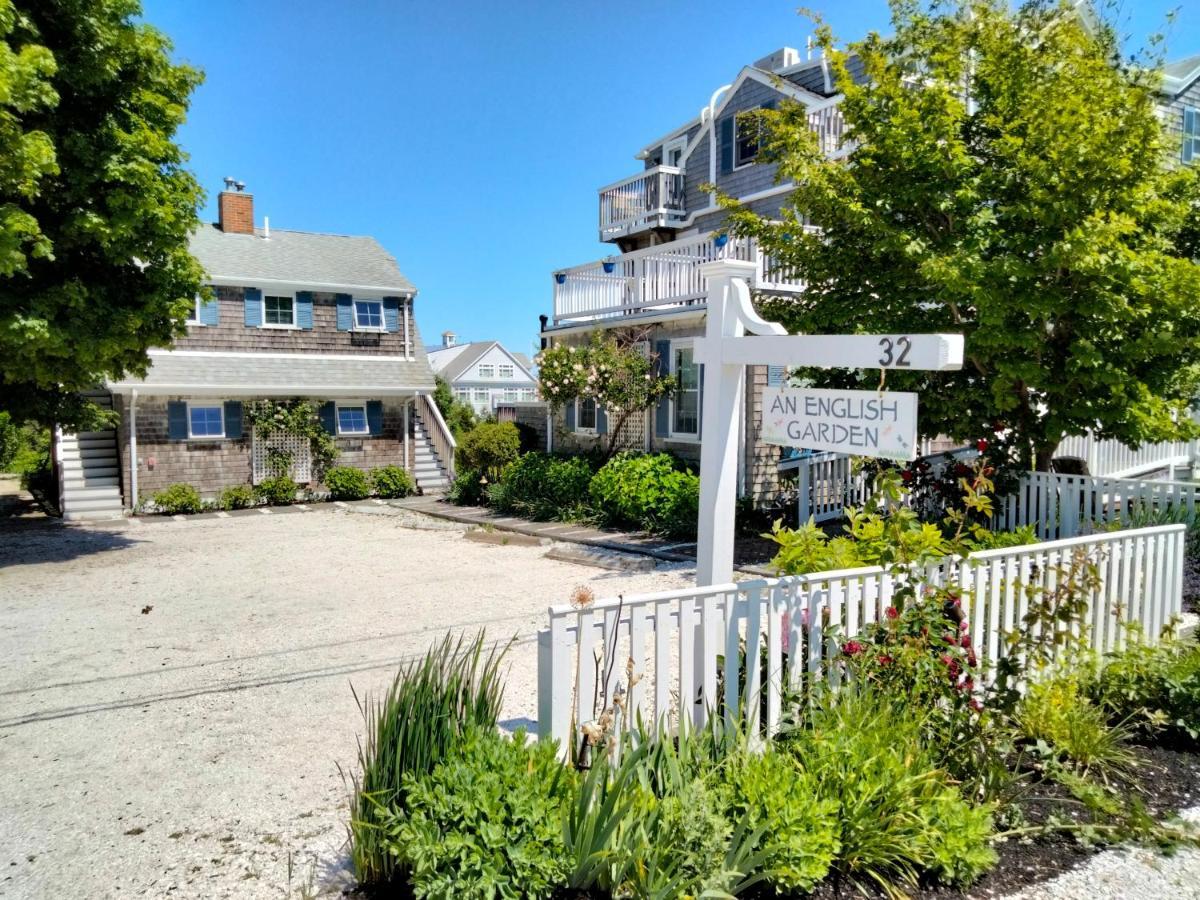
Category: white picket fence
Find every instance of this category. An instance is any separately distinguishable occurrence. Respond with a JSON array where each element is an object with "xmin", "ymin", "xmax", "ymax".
[
  {"xmin": 1055, "ymin": 432, "xmax": 1192, "ymax": 479},
  {"xmin": 996, "ymin": 472, "xmax": 1200, "ymax": 541},
  {"xmin": 536, "ymin": 525, "xmax": 1184, "ymax": 751}
]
